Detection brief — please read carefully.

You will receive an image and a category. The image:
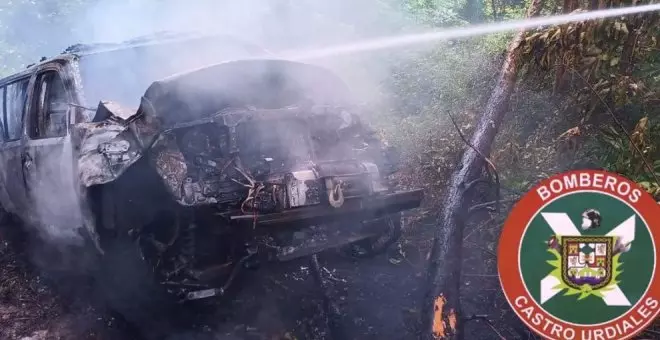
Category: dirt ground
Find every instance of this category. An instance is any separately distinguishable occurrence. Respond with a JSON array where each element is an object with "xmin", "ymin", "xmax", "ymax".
[
  {"xmin": 1, "ymin": 210, "xmax": 658, "ymax": 340},
  {"xmin": 0, "ymin": 207, "xmax": 526, "ymax": 340},
  {"xmin": 0, "ymin": 221, "xmax": 130, "ymax": 340}
]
